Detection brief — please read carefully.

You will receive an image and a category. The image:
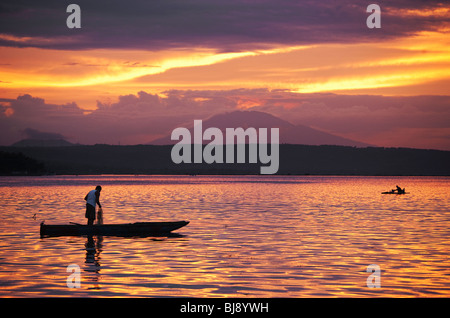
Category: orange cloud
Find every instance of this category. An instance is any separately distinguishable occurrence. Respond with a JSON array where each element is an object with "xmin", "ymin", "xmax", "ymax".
[
  {"xmin": 386, "ymin": 6, "xmax": 450, "ymax": 18},
  {"xmin": 1, "ymin": 27, "xmax": 449, "ymax": 108}
]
